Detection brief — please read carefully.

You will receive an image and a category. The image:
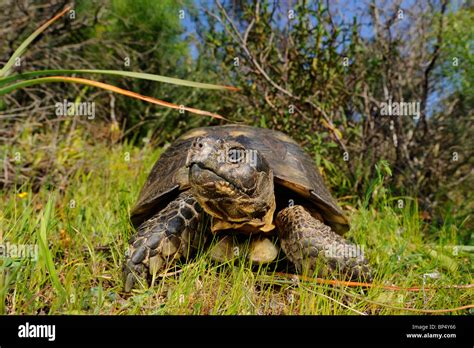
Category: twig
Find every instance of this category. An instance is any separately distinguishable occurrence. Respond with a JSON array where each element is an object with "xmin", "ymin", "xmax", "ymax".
[
  {"xmin": 158, "ymin": 268, "xmax": 183, "ymax": 278},
  {"xmin": 243, "ymin": 18, "xmax": 255, "ymax": 46},
  {"xmin": 274, "ymin": 272, "xmax": 474, "ymax": 291},
  {"xmin": 258, "ymin": 275, "xmax": 473, "ymax": 314},
  {"xmin": 214, "ymin": 0, "xmax": 348, "ymax": 152},
  {"xmin": 338, "ymin": 288, "xmax": 474, "ymax": 314}
]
